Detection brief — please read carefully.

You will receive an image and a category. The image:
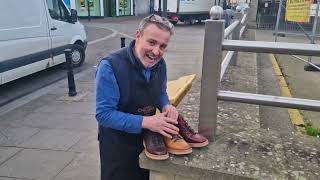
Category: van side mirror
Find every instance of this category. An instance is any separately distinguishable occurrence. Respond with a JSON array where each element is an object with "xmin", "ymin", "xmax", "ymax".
[{"xmin": 69, "ymin": 9, "xmax": 78, "ymax": 23}]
